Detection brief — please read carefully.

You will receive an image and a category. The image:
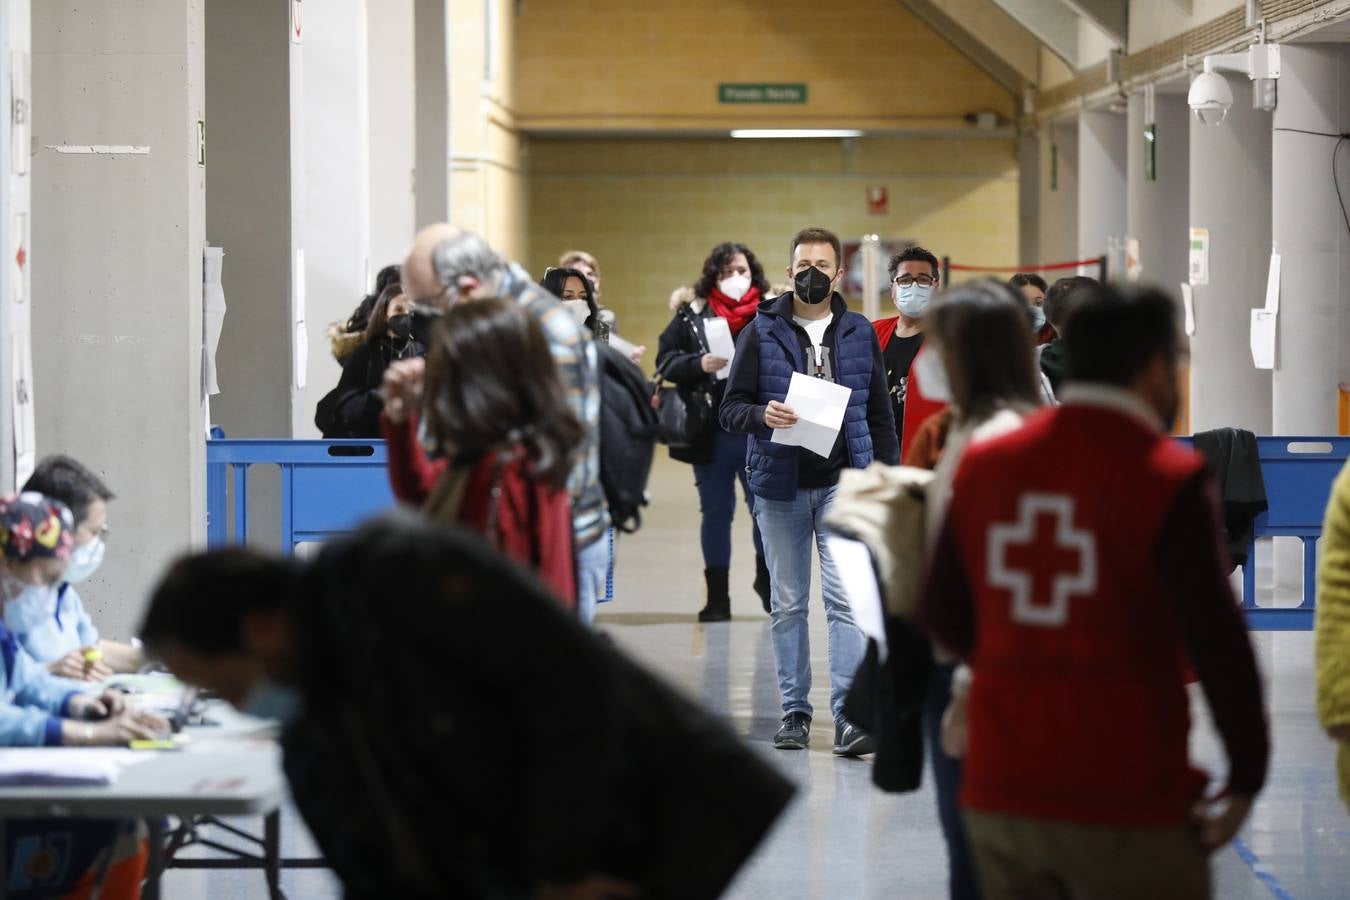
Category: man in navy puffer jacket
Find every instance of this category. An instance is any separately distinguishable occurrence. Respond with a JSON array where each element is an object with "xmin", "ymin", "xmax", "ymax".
[{"xmin": 721, "ymin": 226, "xmax": 899, "ymax": 756}]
